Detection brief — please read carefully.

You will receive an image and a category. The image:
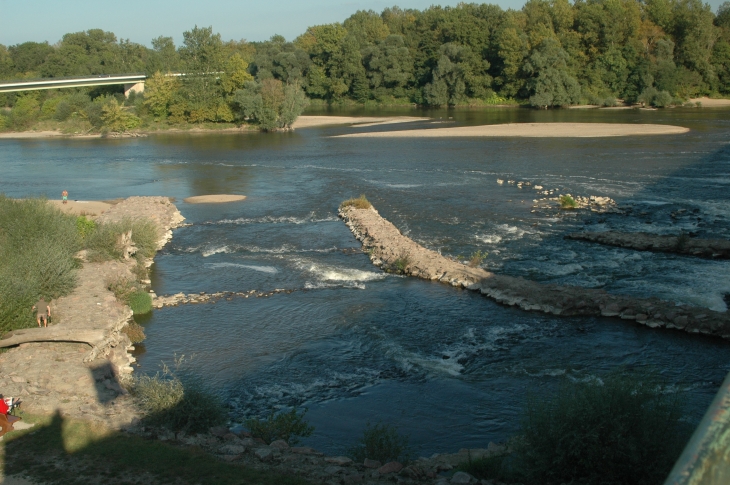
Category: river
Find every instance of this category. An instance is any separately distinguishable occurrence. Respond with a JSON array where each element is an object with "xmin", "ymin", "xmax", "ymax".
[{"xmin": 1, "ymin": 106, "xmax": 729, "ymax": 457}]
